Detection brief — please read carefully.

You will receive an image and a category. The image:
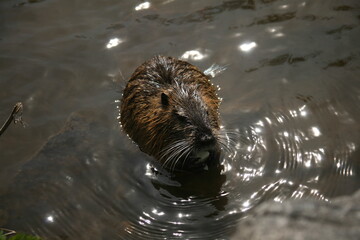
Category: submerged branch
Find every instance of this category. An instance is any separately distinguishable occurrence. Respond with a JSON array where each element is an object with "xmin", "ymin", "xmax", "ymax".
[
  {"xmin": 0, "ymin": 102, "xmax": 25, "ymax": 137},
  {"xmin": 0, "ymin": 227, "xmax": 16, "ymax": 236}
]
